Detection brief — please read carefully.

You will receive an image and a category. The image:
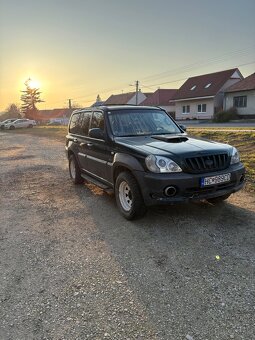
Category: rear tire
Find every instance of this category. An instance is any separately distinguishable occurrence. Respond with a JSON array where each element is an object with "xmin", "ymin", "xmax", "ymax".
[
  {"xmin": 28, "ymin": 124, "xmax": 33, "ymax": 128},
  {"xmin": 69, "ymin": 154, "xmax": 84, "ymax": 184},
  {"xmin": 9, "ymin": 125, "xmax": 15, "ymax": 130},
  {"xmin": 207, "ymin": 193, "xmax": 231, "ymax": 204},
  {"xmin": 115, "ymin": 172, "xmax": 147, "ymax": 220}
]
